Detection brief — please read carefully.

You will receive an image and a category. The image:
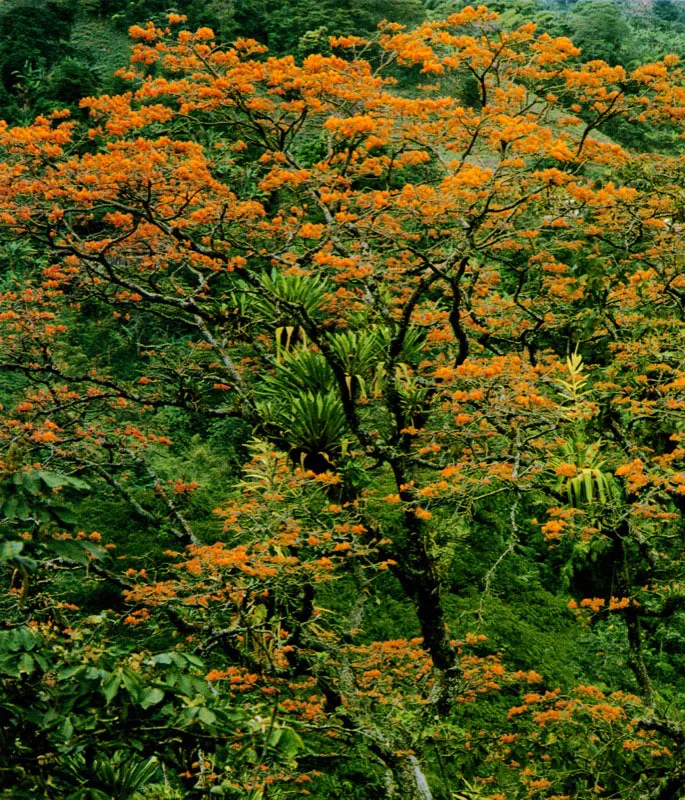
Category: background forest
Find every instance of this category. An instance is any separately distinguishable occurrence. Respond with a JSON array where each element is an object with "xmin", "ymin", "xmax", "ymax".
[
  {"xmin": 5, "ymin": 0, "xmax": 685, "ymax": 126},
  {"xmin": 0, "ymin": 1, "xmax": 685, "ymax": 800}
]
